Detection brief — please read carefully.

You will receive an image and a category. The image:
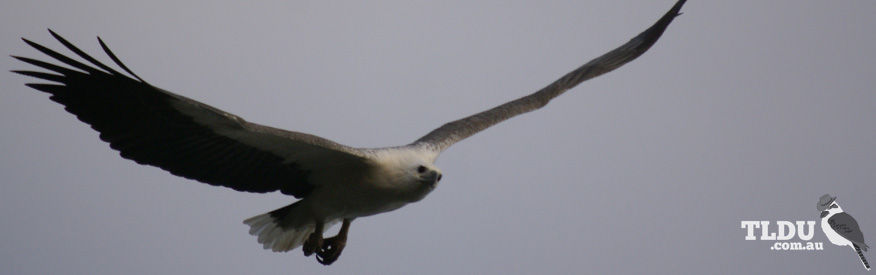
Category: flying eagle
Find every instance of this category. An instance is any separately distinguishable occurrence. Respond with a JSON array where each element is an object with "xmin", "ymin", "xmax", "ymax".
[{"xmin": 13, "ymin": 0, "xmax": 686, "ymax": 265}]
